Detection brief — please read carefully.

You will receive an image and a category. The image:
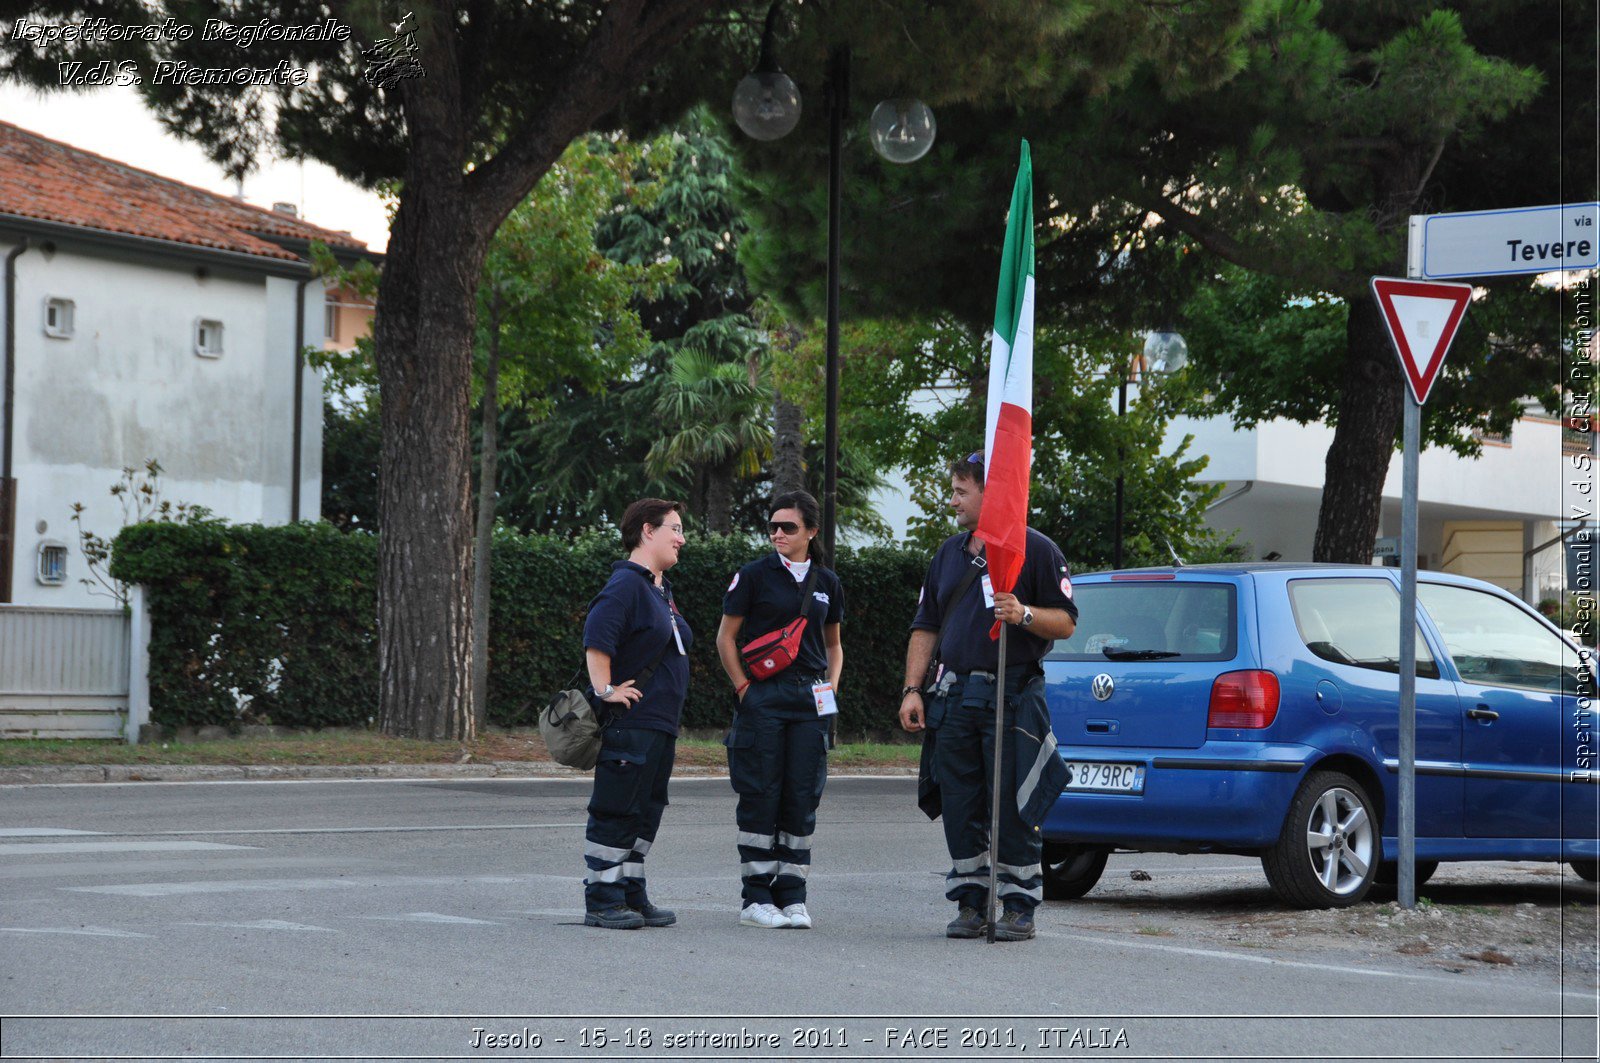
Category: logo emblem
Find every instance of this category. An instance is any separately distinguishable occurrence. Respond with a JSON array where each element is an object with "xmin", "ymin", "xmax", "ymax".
[
  {"xmin": 727, "ymin": 572, "xmax": 740, "ymax": 592},
  {"xmin": 1091, "ymin": 673, "xmax": 1115, "ymax": 701}
]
